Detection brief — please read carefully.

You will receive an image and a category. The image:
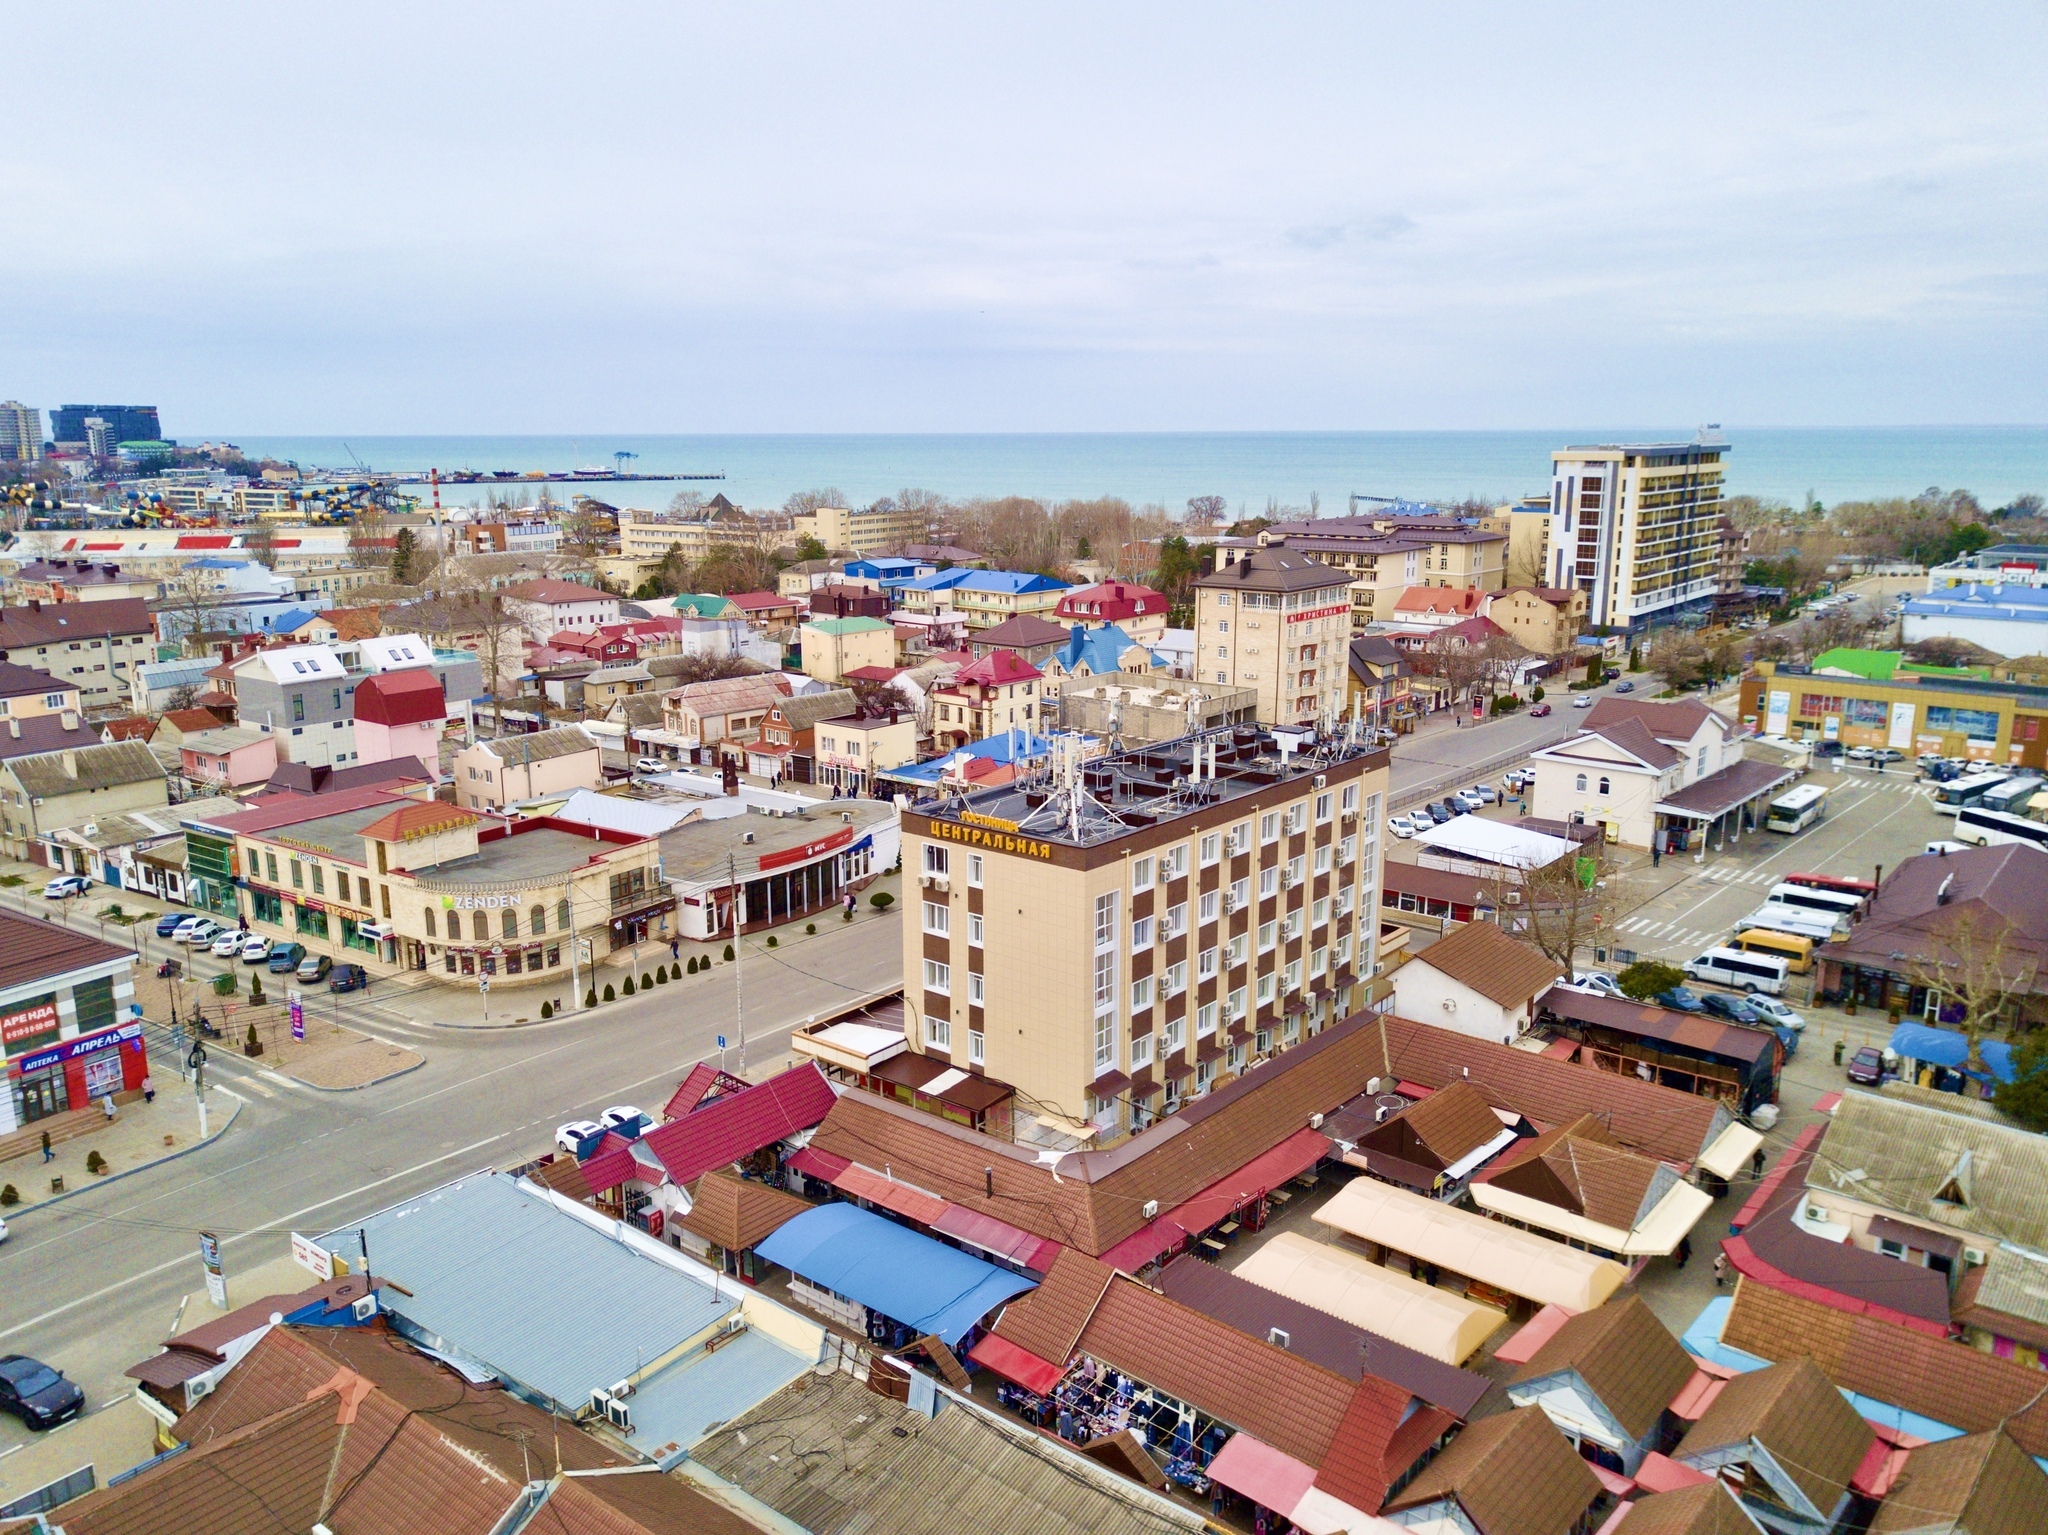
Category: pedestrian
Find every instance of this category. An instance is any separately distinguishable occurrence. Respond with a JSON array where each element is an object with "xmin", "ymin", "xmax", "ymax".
[
  {"xmin": 1675, "ymin": 1234, "xmax": 1691, "ymax": 1268},
  {"xmin": 669, "ymin": 936, "xmax": 681, "ymax": 961},
  {"xmin": 1651, "ymin": 844, "xmax": 1661, "ymax": 868},
  {"xmin": 1751, "ymin": 1147, "xmax": 1766, "ymax": 1181},
  {"xmin": 40, "ymin": 1130, "xmax": 53, "ymax": 1163},
  {"xmin": 102, "ymin": 1094, "xmax": 116, "ymax": 1122},
  {"xmin": 142, "ymin": 1073, "xmax": 155, "ymax": 1105},
  {"xmin": 1712, "ymin": 1251, "xmax": 1728, "ymax": 1288}
]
